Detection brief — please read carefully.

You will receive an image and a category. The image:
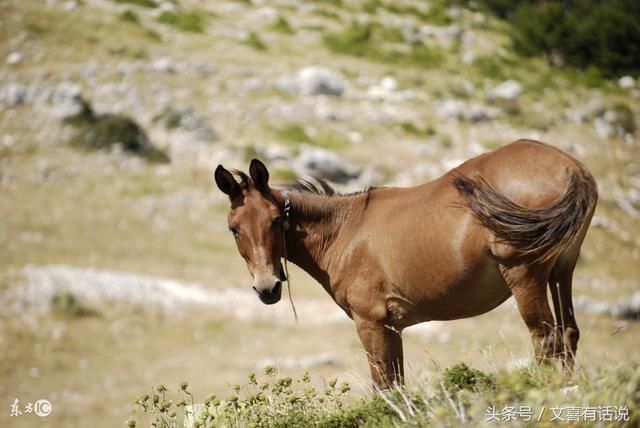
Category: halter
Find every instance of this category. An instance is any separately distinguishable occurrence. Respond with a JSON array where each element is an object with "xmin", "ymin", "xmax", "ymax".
[{"xmin": 280, "ymin": 191, "xmax": 298, "ymax": 322}]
